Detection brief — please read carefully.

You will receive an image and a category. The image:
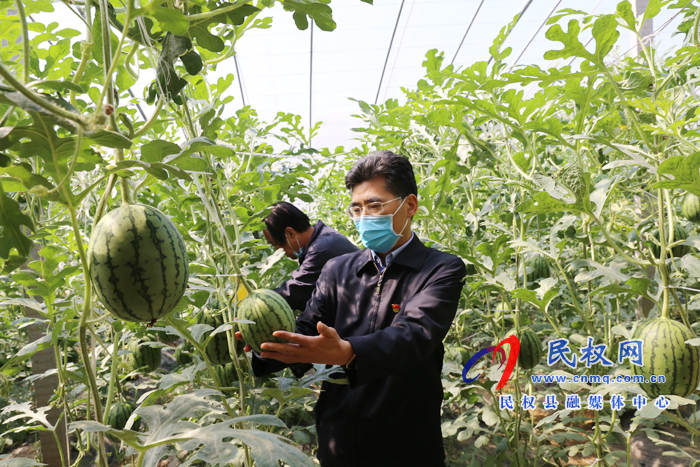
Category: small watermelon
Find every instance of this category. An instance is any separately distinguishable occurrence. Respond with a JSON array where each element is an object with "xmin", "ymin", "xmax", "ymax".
[
  {"xmin": 174, "ymin": 346, "xmax": 193, "ymax": 366},
  {"xmin": 107, "ymin": 401, "xmax": 140, "ymax": 431},
  {"xmin": 465, "ymin": 262, "xmax": 477, "ymax": 275},
  {"xmin": 213, "ymin": 362, "xmax": 238, "ymax": 391},
  {"xmin": 526, "ymin": 256, "xmax": 549, "ymax": 285},
  {"xmin": 631, "ymin": 317, "xmax": 700, "ymax": 398},
  {"xmin": 650, "ymin": 224, "xmax": 690, "ymax": 258},
  {"xmin": 156, "ymin": 329, "xmax": 179, "ymax": 345},
  {"xmin": 682, "ymin": 194, "xmax": 700, "ymax": 223},
  {"xmin": 505, "ymin": 328, "xmax": 542, "ymax": 370},
  {"xmin": 197, "ymin": 310, "xmax": 234, "ymax": 366},
  {"xmin": 87, "ymin": 204, "xmax": 189, "ymax": 324},
  {"xmin": 128, "ymin": 336, "xmax": 161, "ymax": 372},
  {"xmin": 65, "ymin": 348, "xmax": 79, "ymax": 365},
  {"xmin": 237, "ymin": 289, "xmax": 295, "ymax": 354}
]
